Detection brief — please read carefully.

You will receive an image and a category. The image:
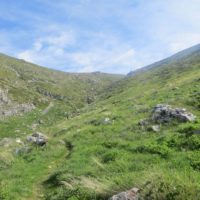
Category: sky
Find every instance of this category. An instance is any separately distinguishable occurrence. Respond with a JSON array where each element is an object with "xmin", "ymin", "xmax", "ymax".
[{"xmin": 0, "ymin": 0, "xmax": 200, "ymax": 74}]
